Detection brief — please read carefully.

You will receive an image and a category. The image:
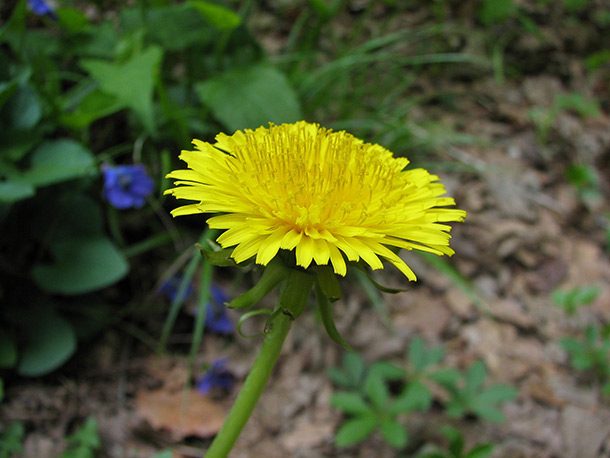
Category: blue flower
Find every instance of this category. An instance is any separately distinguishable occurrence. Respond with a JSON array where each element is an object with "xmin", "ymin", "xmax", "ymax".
[
  {"xmin": 102, "ymin": 164, "xmax": 154, "ymax": 210},
  {"xmin": 27, "ymin": 0, "xmax": 56, "ymax": 17},
  {"xmin": 196, "ymin": 359, "xmax": 235, "ymax": 395},
  {"xmin": 206, "ymin": 286, "xmax": 233, "ymax": 335},
  {"xmin": 159, "ymin": 276, "xmax": 195, "ymax": 303}
]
